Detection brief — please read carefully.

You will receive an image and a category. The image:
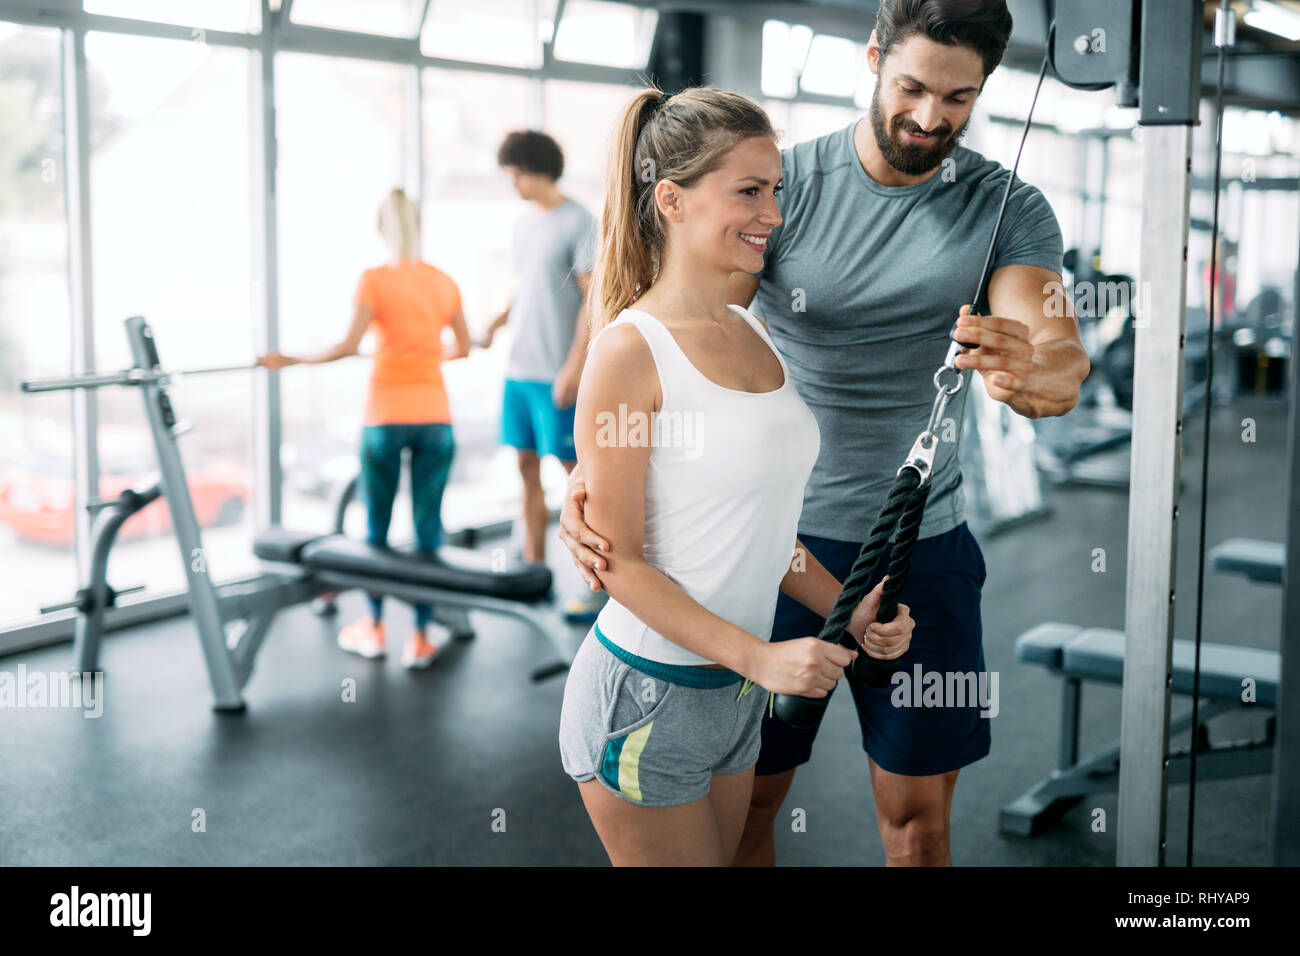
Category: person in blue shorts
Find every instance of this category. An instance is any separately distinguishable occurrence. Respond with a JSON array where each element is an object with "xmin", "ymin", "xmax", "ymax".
[
  {"xmin": 487, "ymin": 130, "xmax": 605, "ymax": 620},
  {"xmin": 558, "ymin": 0, "xmax": 1089, "ymax": 865}
]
